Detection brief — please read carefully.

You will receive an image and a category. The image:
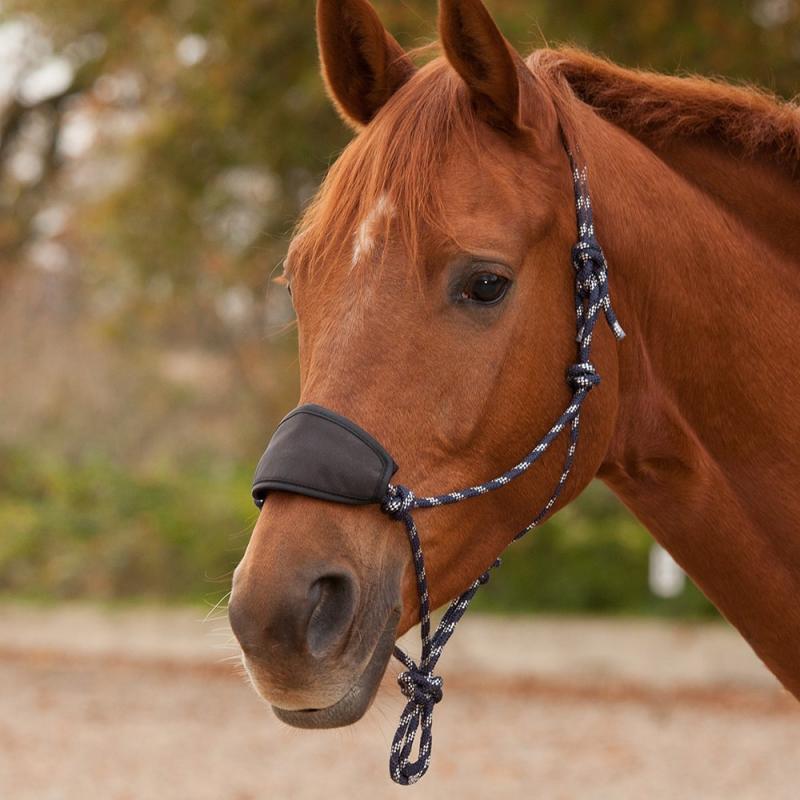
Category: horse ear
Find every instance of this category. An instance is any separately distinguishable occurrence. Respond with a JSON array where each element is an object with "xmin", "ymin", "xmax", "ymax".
[
  {"xmin": 438, "ymin": 0, "xmax": 526, "ymax": 132},
  {"xmin": 317, "ymin": 0, "xmax": 416, "ymax": 130}
]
